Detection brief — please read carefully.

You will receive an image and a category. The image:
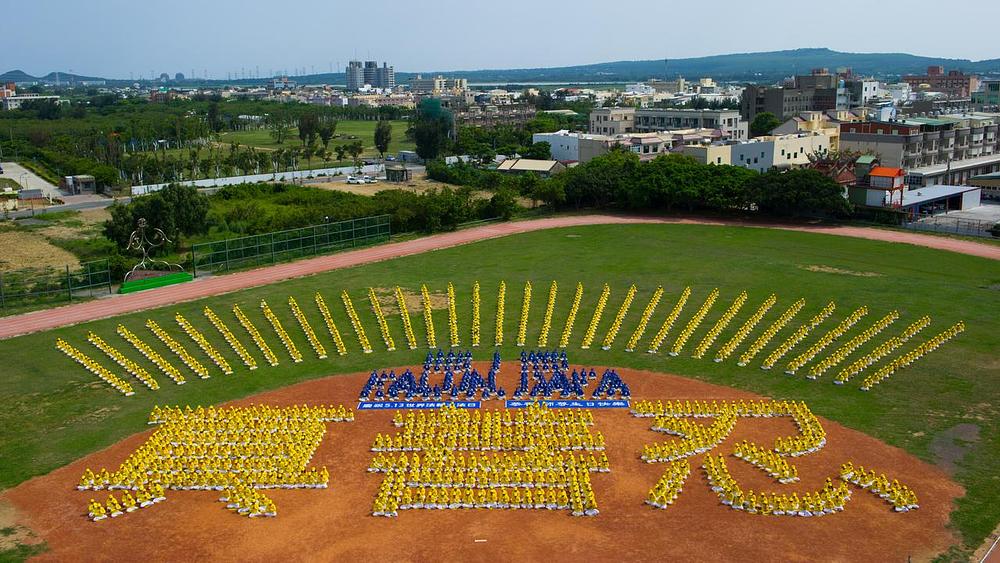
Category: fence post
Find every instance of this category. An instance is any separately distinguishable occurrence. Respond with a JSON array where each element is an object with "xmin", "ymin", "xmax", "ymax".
[
  {"xmin": 106, "ymin": 259, "xmax": 113, "ymax": 295},
  {"xmin": 271, "ymin": 232, "xmax": 276, "ymax": 264},
  {"xmin": 66, "ymin": 265, "xmax": 72, "ymax": 303},
  {"xmin": 191, "ymin": 249, "xmax": 197, "ymax": 278},
  {"xmin": 225, "ymin": 238, "xmax": 230, "ymax": 272},
  {"xmin": 313, "ymin": 225, "xmax": 318, "ymax": 256}
]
